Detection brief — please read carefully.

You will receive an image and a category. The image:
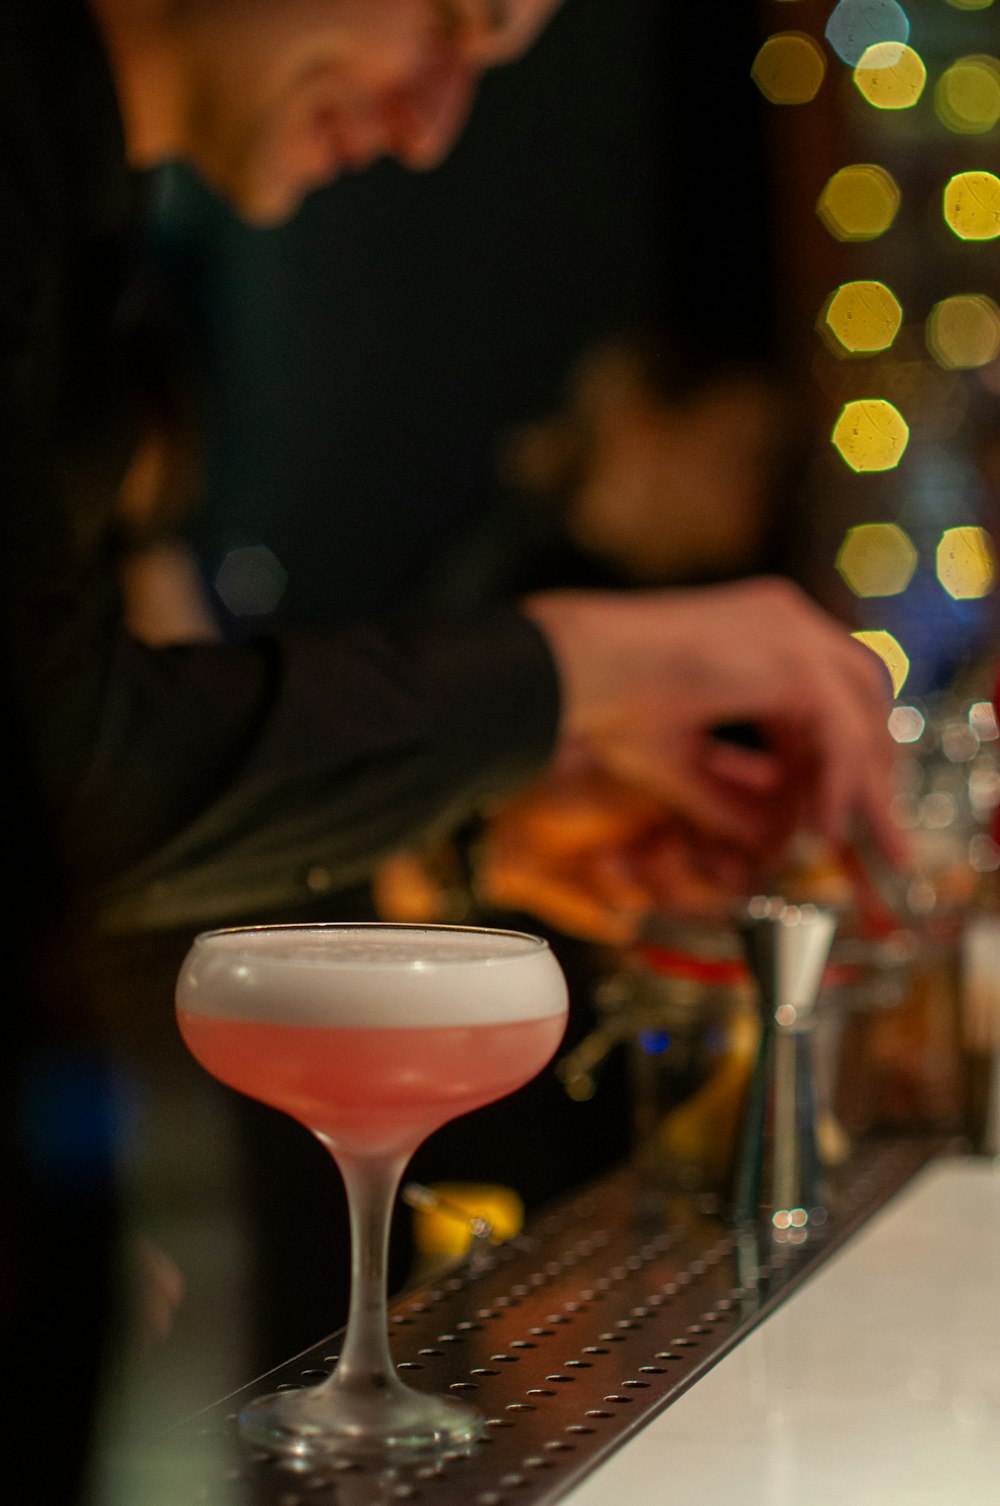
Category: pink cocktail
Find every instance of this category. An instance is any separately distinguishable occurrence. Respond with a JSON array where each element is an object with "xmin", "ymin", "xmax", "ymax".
[{"xmin": 176, "ymin": 923, "xmax": 568, "ymax": 1460}]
